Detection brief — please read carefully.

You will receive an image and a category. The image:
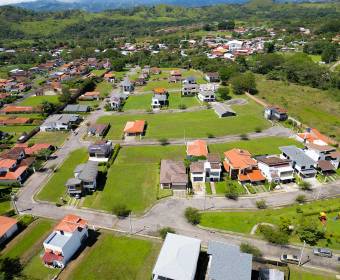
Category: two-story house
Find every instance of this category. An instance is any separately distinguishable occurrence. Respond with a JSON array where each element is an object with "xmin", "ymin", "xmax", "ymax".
[{"xmin": 88, "ymin": 141, "xmax": 112, "ymax": 162}]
